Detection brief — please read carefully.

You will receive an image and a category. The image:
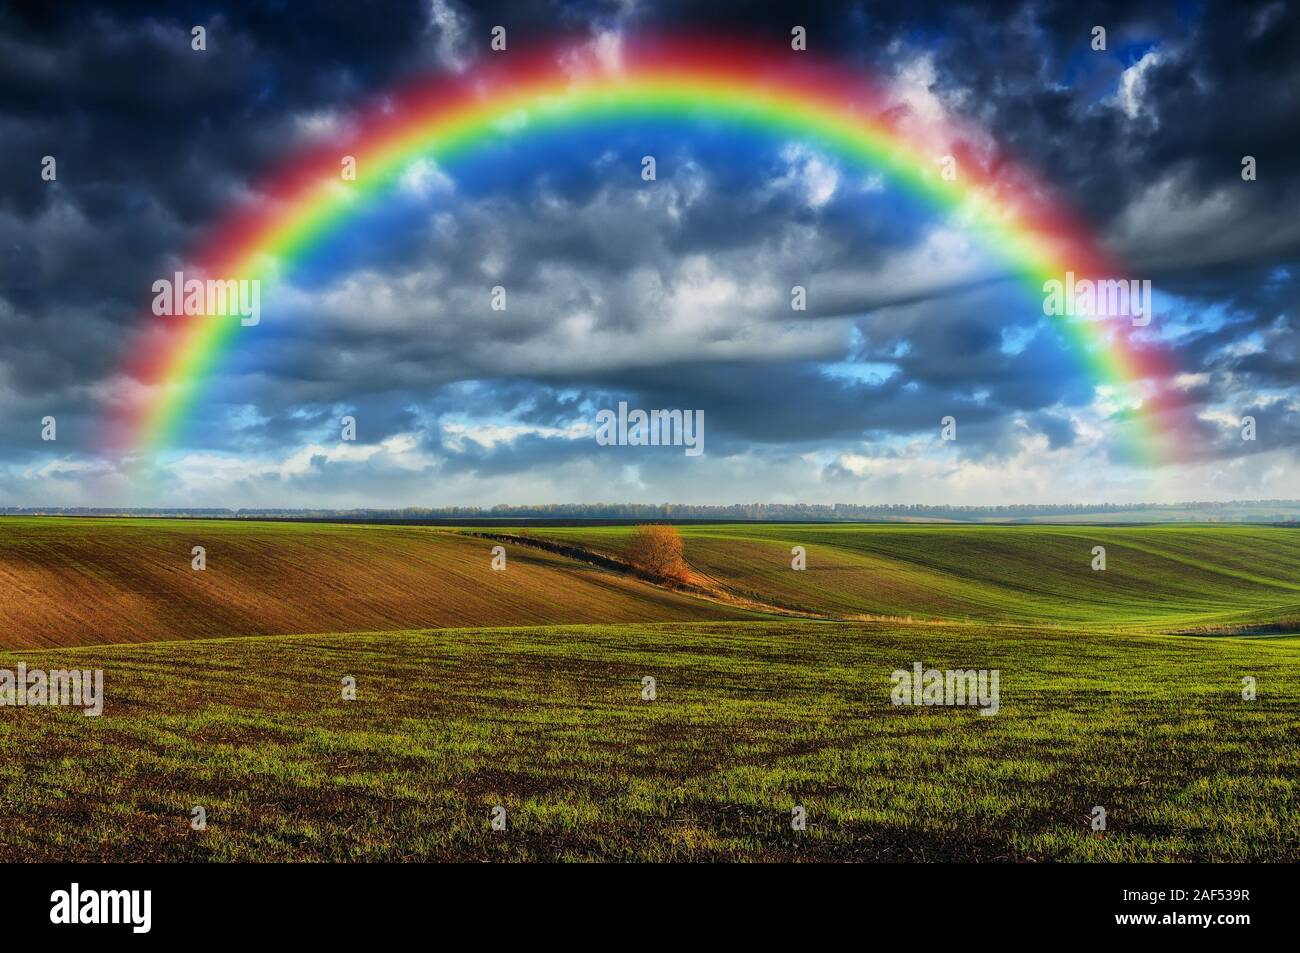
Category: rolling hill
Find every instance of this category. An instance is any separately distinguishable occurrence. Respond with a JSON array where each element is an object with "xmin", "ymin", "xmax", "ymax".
[
  {"xmin": 513, "ymin": 523, "xmax": 1300, "ymax": 631},
  {"xmin": 5, "ymin": 517, "xmax": 1300, "ymax": 650},
  {"xmin": 0, "ymin": 518, "xmax": 747, "ymax": 649}
]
